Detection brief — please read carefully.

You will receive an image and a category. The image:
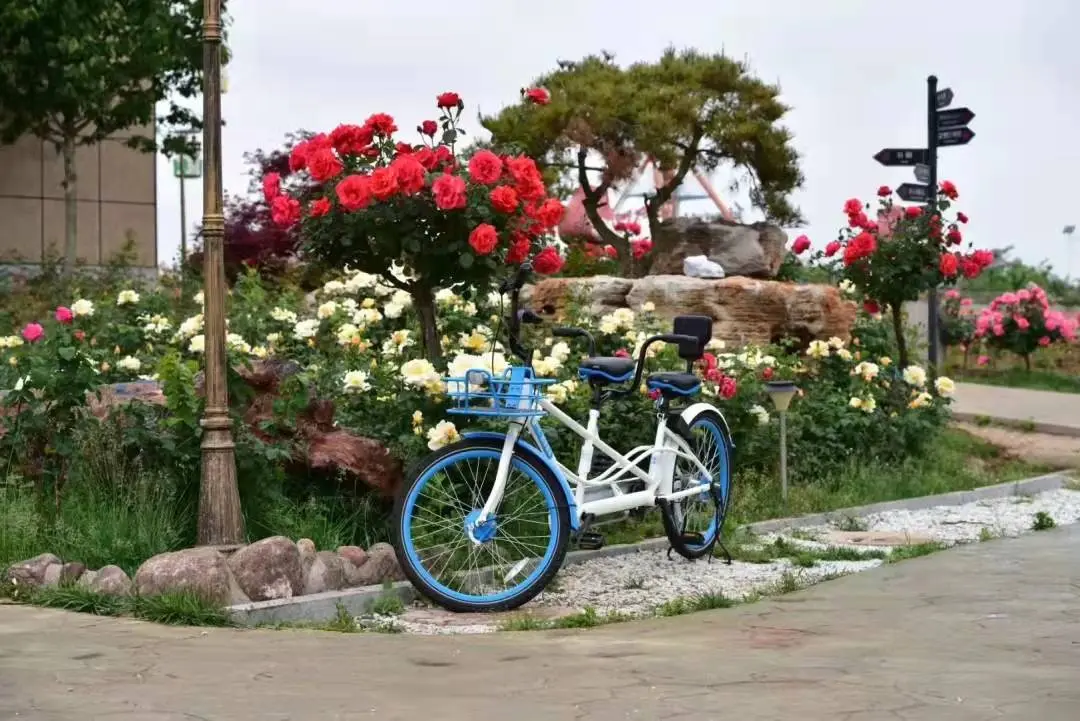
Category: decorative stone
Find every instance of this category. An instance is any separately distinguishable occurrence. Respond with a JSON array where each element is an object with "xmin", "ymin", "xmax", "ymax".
[
  {"xmin": 528, "ymin": 275, "xmax": 857, "ymax": 348},
  {"xmin": 2, "ymin": 553, "xmax": 62, "ymax": 588},
  {"xmin": 42, "ymin": 563, "xmax": 64, "ymax": 587},
  {"xmin": 89, "ymin": 565, "xmax": 132, "ymax": 597},
  {"xmin": 337, "ymin": 545, "xmax": 368, "ymax": 569},
  {"xmin": 77, "ymin": 570, "xmax": 99, "ymax": 589},
  {"xmin": 60, "ymin": 562, "xmax": 87, "ymax": 584},
  {"xmin": 649, "ymin": 218, "xmax": 788, "ymax": 278},
  {"xmin": 227, "ymin": 536, "xmax": 304, "ymax": 601},
  {"xmin": 345, "ymin": 542, "xmax": 405, "ymax": 587},
  {"xmin": 135, "ymin": 548, "xmax": 246, "ymax": 605},
  {"xmin": 303, "ymin": 551, "xmax": 347, "ymax": 595}
]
